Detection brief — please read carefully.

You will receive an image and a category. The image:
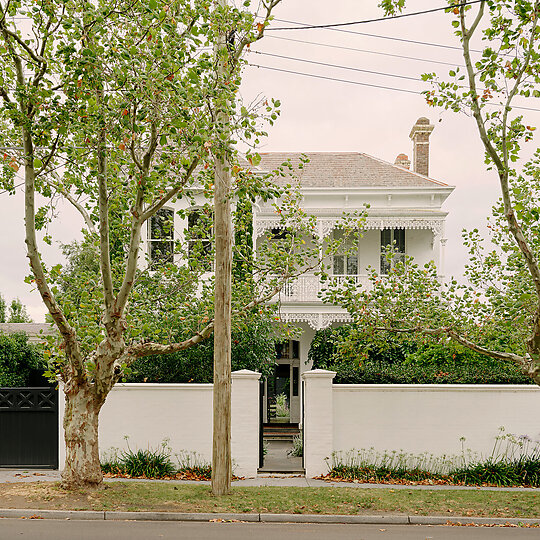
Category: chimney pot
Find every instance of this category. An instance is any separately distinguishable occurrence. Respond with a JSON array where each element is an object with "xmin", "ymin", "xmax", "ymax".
[
  {"xmin": 394, "ymin": 153, "xmax": 410, "ymax": 169},
  {"xmin": 409, "ymin": 117, "xmax": 434, "ymax": 176}
]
